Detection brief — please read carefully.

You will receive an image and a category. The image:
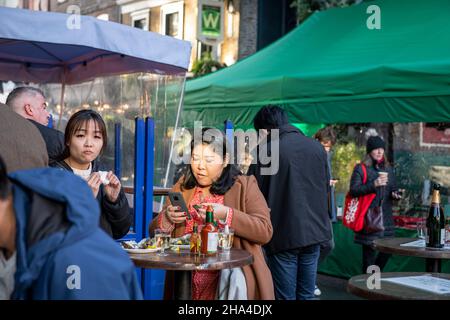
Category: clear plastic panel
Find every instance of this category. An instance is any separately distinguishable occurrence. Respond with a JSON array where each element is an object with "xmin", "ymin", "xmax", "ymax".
[{"xmin": 38, "ymin": 72, "xmax": 185, "ymax": 188}]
